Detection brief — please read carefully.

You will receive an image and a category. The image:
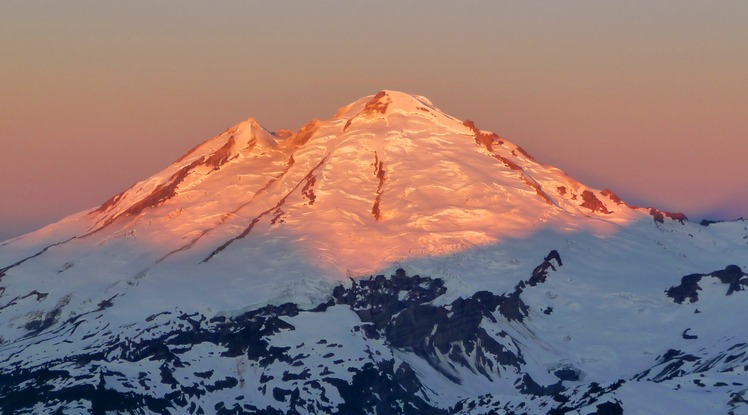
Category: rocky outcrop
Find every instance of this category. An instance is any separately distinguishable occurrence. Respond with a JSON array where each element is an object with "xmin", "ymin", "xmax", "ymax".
[
  {"xmin": 649, "ymin": 208, "xmax": 688, "ymax": 224},
  {"xmin": 601, "ymin": 188, "xmax": 624, "ymax": 205},
  {"xmin": 91, "ymin": 136, "xmax": 241, "ymax": 232},
  {"xmin": 666, "ymin": 265, "xmax": 748, "ymax": 303},
  {"xmin": 452, "ymin": 380, "xmax": 625, "ymax": 415},
  {"xmin": 327, "ymin": 361, "xmax": 447, "ymax": 415},
  {"xmin": 580, "ymin": 190, "xmax": 611, "ymax": 214},
  {"xmin": 635, "ymin": 343, "xmax": 748, "ymax": 386},
  {"xmin": 4, "ymin": 250, "xmax": 743, "ymax": 414},
  {"xmin": 331, "ymin": 269, "xmax": 446, "ymax": 331},
  {"xmin": 699, "ymin": 218, "xmax": 746, "ymax": 227},
  {"xmin": 203, "ymin": 156, "xmax": 329, "ymax": 262},
  {"xmin": 371, "ymin": 152, "xmax": 386, "ymax": 221},
  {"xmin": 0, "ymin": 254, "xmax": 570, "ymax": 414},
  {"xmin": 333, "ymin": 269, "xmax": 524, "ymax": 382},
  {"xmin": 343, "ymin": 91, "xmax": 391, "ymax": 131},
  {"xmin": 464, "ymin": 119, "xmax": 503, "ymax": 152},
  {"xmin": 497, "ymin": 250, "xmax": 563, "ymax": 321},
  {"xmin": 492, "ymin": 155, "xmax": 554, "ymax": 205},
  {"xmin": 286, "ymin": 119, "xmax": 320, "ymax": 148}
]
